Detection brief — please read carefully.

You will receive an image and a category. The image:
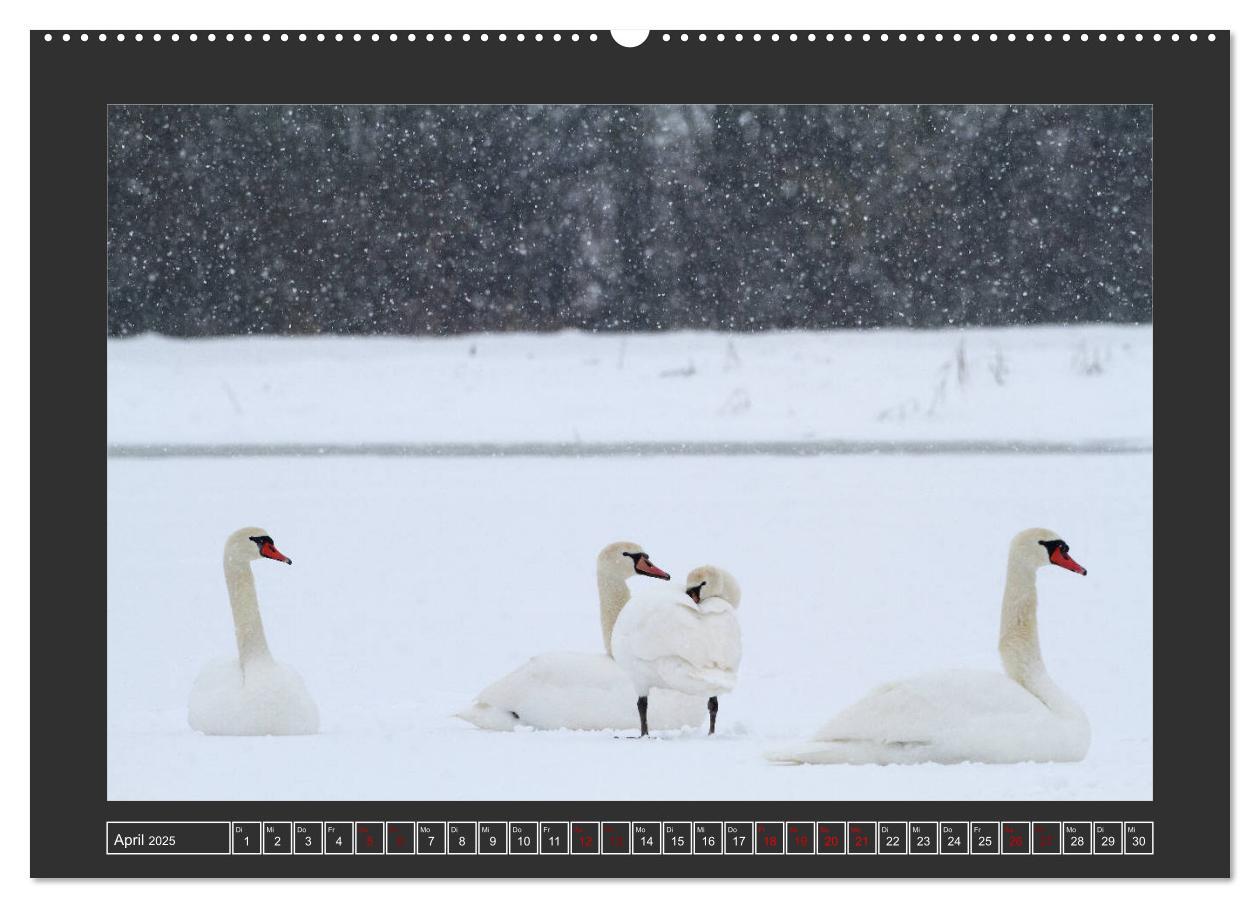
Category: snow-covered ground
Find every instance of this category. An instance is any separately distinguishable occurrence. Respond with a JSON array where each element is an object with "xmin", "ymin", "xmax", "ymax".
[
  {"xmin": 108, "ymin": 325, "xmax": 1151, "ymax": 447},
  {"xmin": 106, "ymin": 327, "xmax": 1152, "ymax": 801}
]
